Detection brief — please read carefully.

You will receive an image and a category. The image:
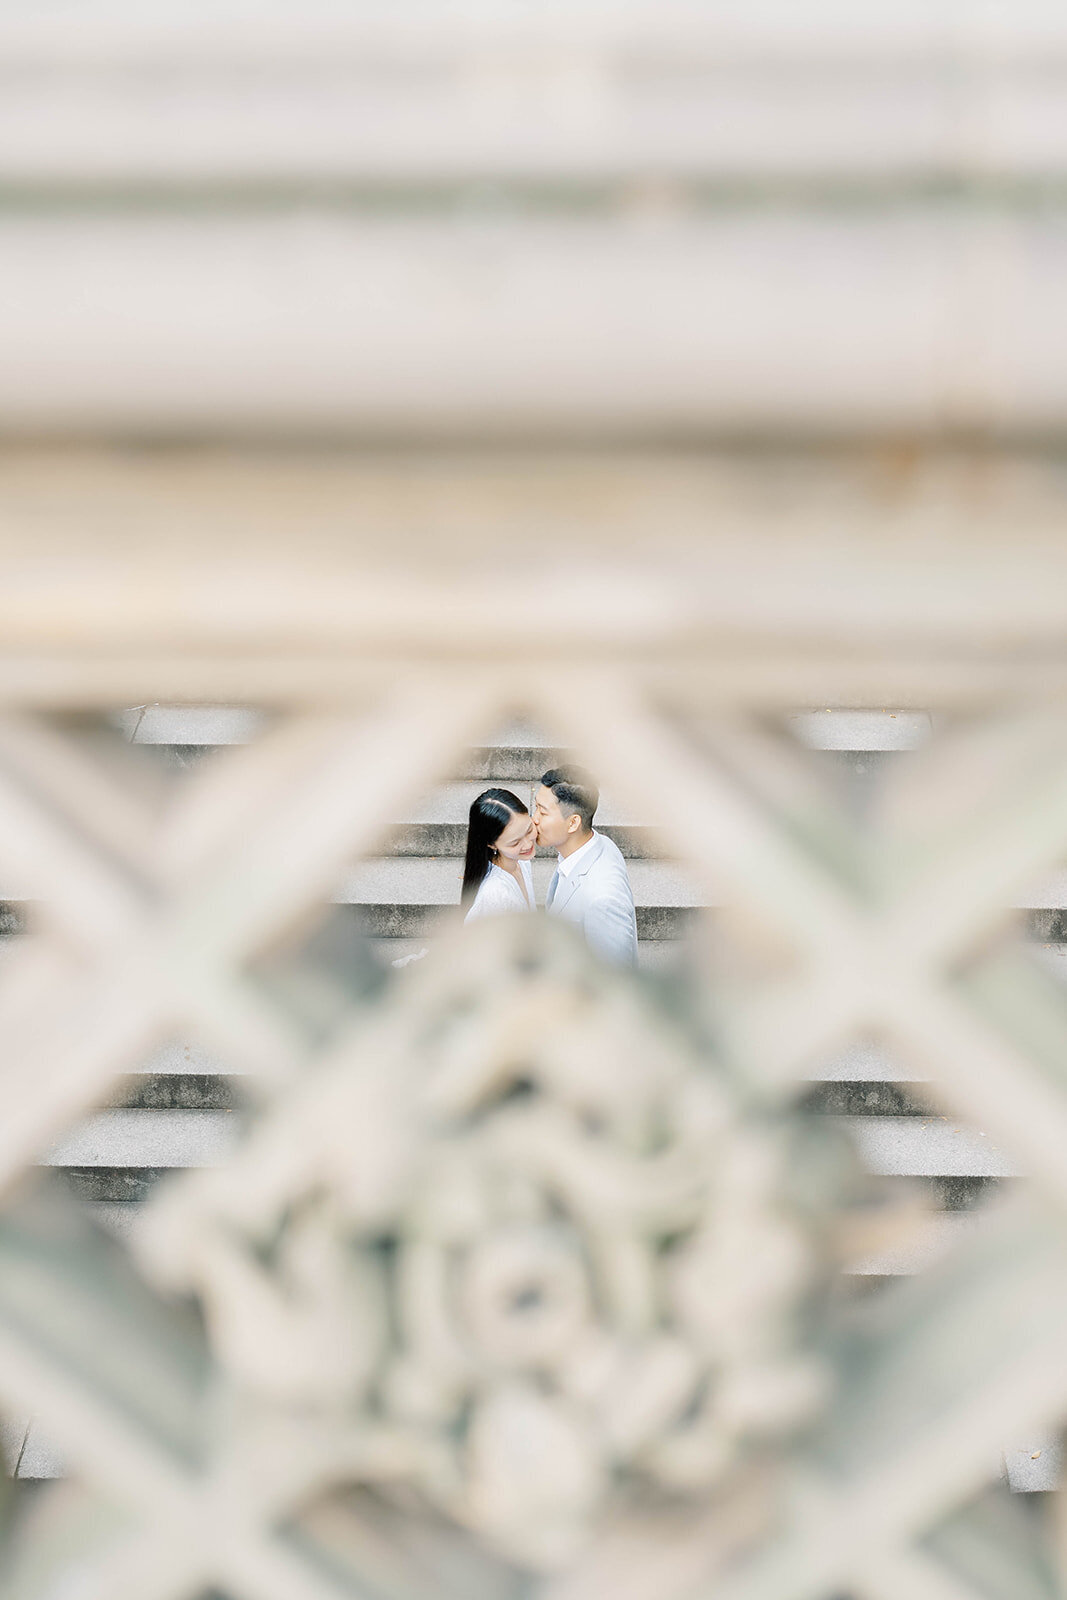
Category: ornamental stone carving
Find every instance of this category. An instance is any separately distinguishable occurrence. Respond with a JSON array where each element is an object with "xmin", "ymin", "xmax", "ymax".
[{"xmin": 138, "ymin": 916, "xmax": 855, "ymax": 1572}]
